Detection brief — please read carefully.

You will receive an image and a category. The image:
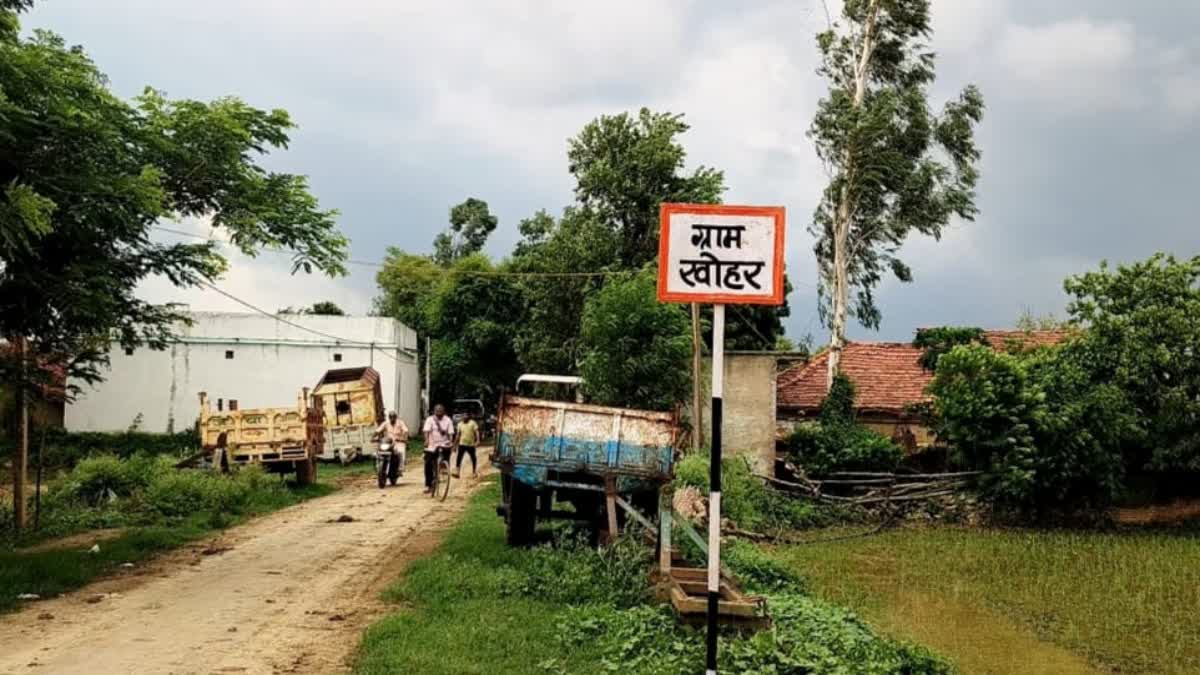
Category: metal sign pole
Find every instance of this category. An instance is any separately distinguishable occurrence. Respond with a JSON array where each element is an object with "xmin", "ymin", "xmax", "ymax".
[{"xmin": 705, "ymin": 303, "xmax": 725, "ymax": 674}]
